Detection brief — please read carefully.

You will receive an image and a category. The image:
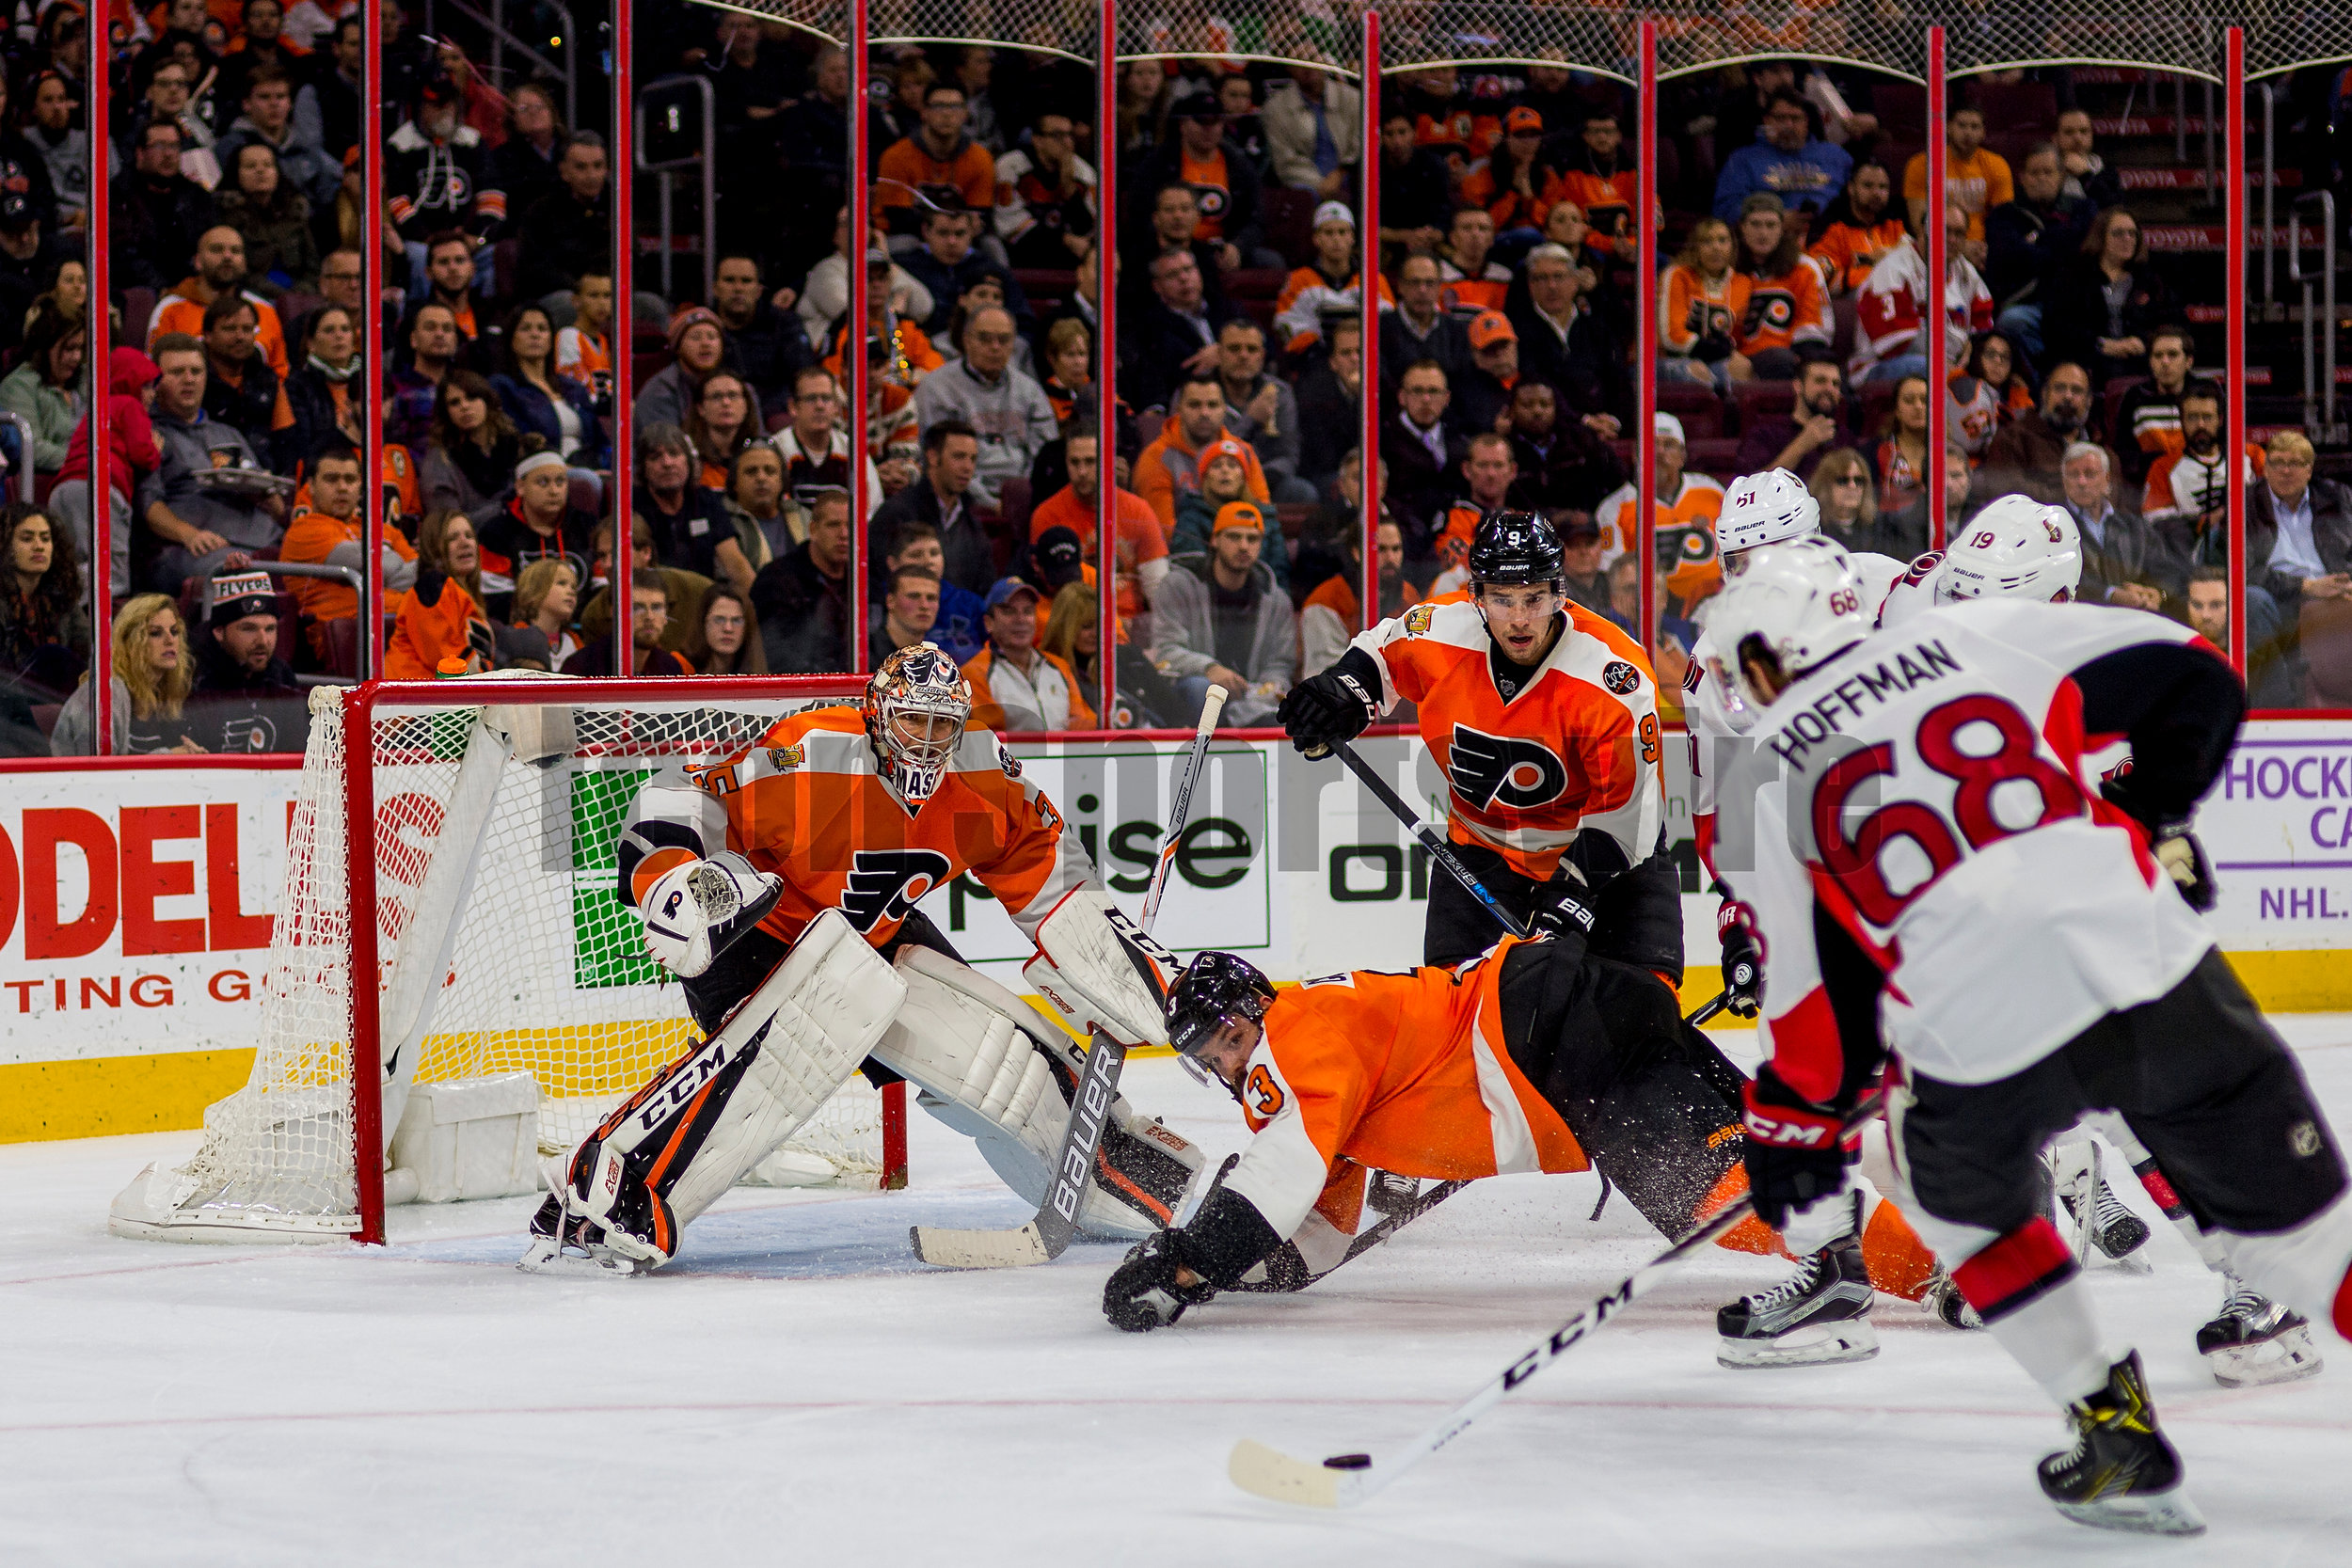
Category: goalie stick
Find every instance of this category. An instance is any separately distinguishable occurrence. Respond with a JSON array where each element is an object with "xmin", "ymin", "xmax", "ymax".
[
  {"xmin": 1229, "ymin": 1091, "xmax": 1883, "ymax": 1510},
  {"xmin": 910, "ymin": 685, "xmax": 1228, "ymax": 1269}
]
